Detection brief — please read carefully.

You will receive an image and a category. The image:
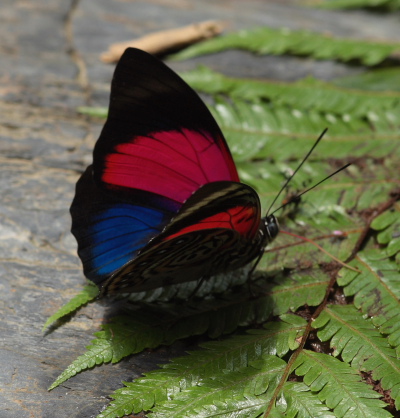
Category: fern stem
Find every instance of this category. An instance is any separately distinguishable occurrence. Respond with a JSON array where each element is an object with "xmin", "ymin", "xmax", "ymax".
[{"xmin": 263, "ymin": 268, "xmax": 339, "ymax": 417}]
